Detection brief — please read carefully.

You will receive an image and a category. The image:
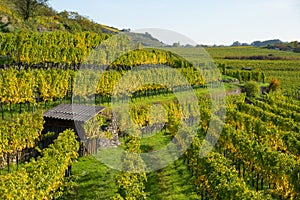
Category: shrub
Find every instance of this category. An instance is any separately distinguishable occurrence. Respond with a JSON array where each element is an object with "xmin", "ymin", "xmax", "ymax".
[
  {"xmin": 268, "ymin": 78, "xmax": 280, "ymax": 92},
  {"xmin": 243, "ymin": 81, "xmax": 260, "ymax": 97}
]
